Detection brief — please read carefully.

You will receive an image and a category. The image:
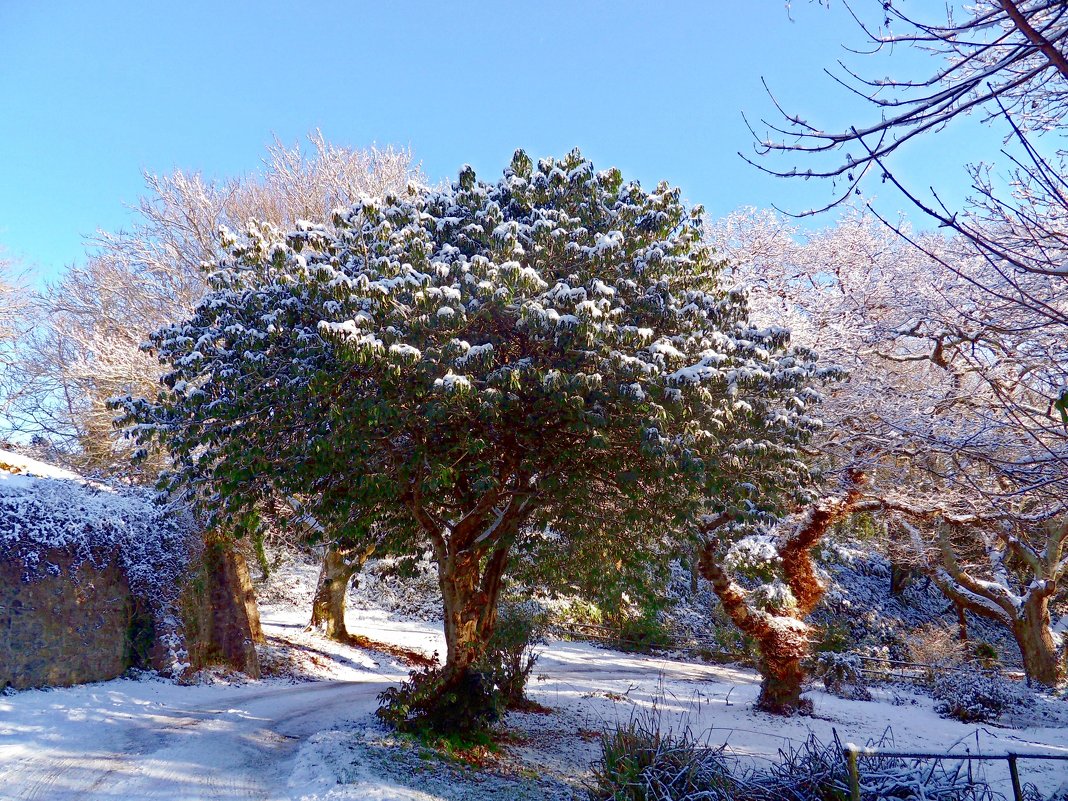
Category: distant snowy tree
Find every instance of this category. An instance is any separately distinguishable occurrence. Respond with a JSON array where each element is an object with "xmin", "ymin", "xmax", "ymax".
[
  {"xmin": 118, "ymin": 150, "xmax": 828, "ymax": 731},
  {"xmin": 0, "ymin": 253, "xmax": 30, "ymax": 418},
  {"xmin": 15, "ymin": 133, "xmax": 417, "ymax": 479},
  {"xmin": 709, "ymin": 208, "xmax": 1068, "ymax": 684}
]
